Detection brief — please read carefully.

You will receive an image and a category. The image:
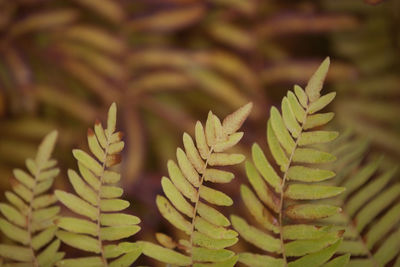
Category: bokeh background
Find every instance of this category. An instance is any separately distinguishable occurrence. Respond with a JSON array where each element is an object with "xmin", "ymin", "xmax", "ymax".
[{"xmin": 0, "ymin": 0, "xmax": 399, "ymax": 265}]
